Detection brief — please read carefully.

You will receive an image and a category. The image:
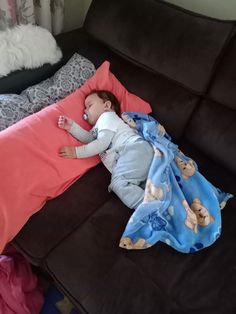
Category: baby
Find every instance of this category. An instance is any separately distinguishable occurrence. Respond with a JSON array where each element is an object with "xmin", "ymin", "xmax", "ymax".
[{"xmin": 58, "ymin": 90, "xmax": 154, "ymax": 209}]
